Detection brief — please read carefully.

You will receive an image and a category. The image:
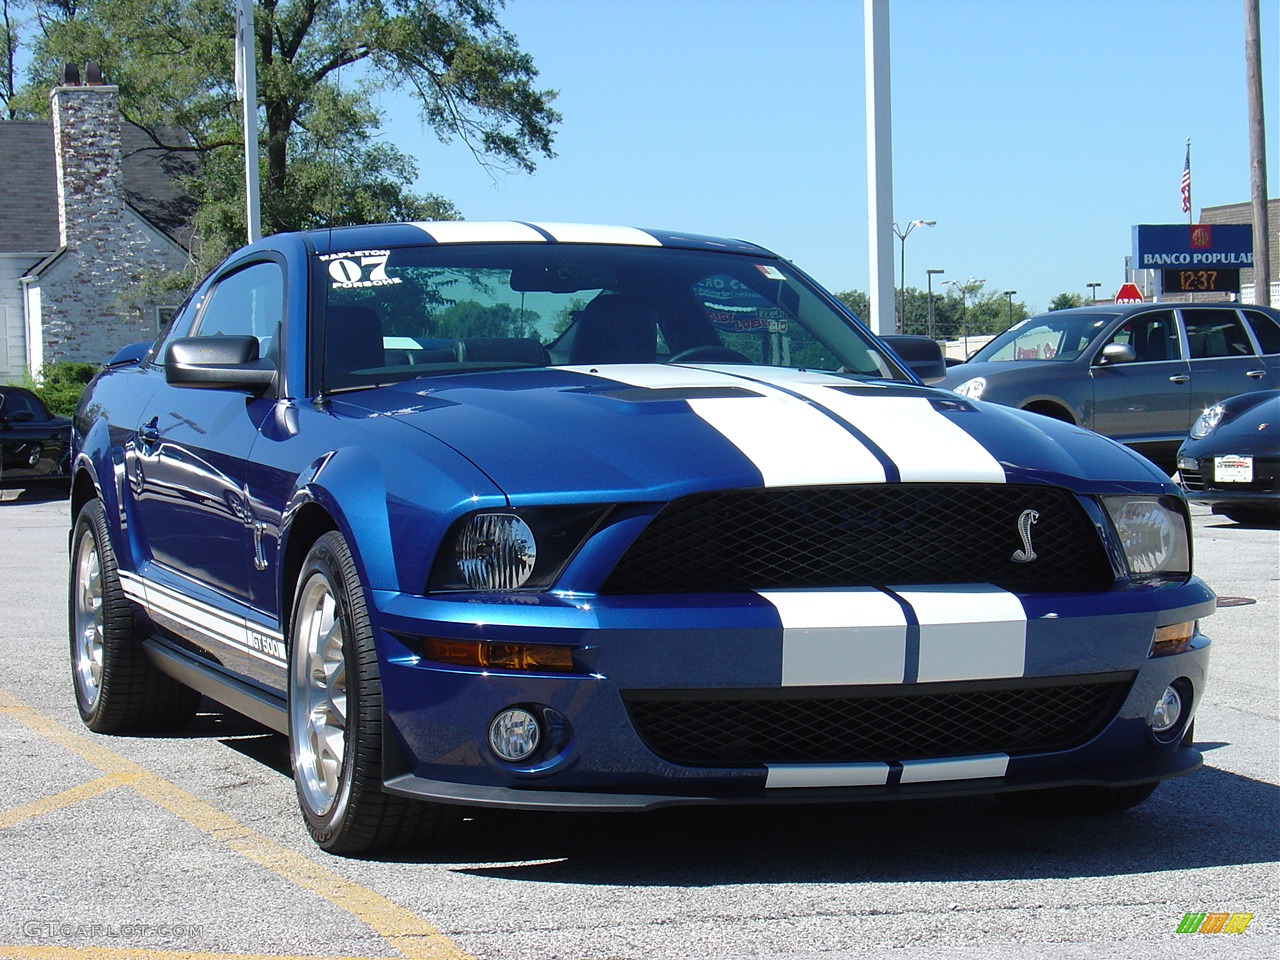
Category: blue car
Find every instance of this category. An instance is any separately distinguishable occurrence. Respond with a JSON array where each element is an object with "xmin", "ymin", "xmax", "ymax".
[{"xmin": 69, "ymin": 222, "xmax": 1215, "ymax": 855}]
